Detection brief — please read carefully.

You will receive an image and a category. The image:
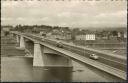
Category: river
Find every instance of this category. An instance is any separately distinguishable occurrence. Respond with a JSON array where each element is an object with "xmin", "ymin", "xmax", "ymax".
[
  {"xmin": 1, "ymin": 56, "xmax": 124, "ymax": 82},
  {"xmin": 1, "ymin": 36, "xmax": 125, "ymax": 82}
]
